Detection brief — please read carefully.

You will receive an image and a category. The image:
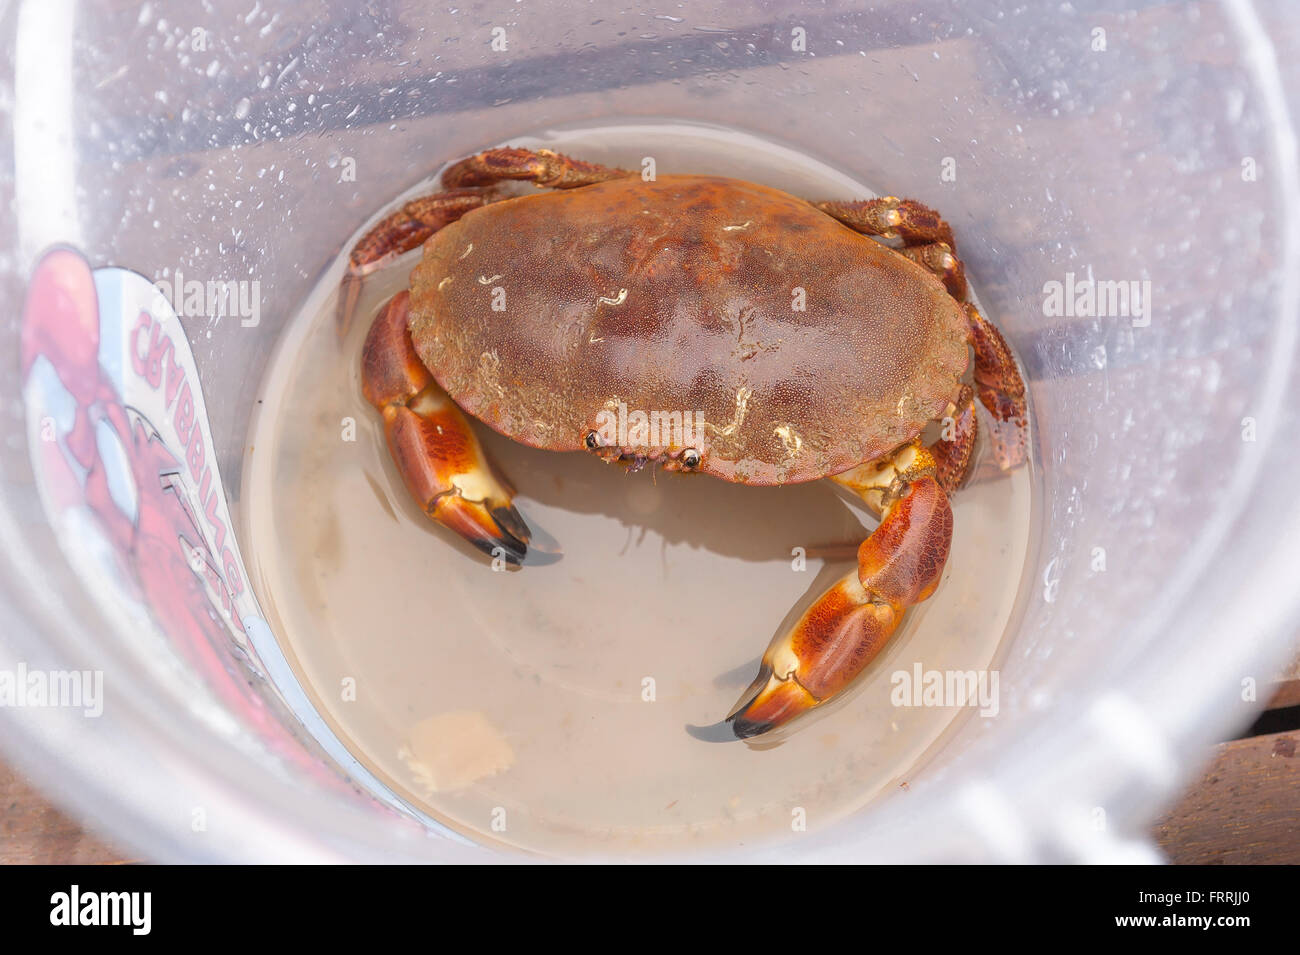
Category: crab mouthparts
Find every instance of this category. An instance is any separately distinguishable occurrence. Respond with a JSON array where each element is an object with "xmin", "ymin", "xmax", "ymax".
[
  {"xmin": 618, "ymin": 451, "xmax": 653, "ymax": 473},
  {"xmin": 586, "ymin": 443, "xmax": 701, "ymax": 474},
  {"xmin": 598, "ymin": 447, "xmax": 662, "ymax": 471}
]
